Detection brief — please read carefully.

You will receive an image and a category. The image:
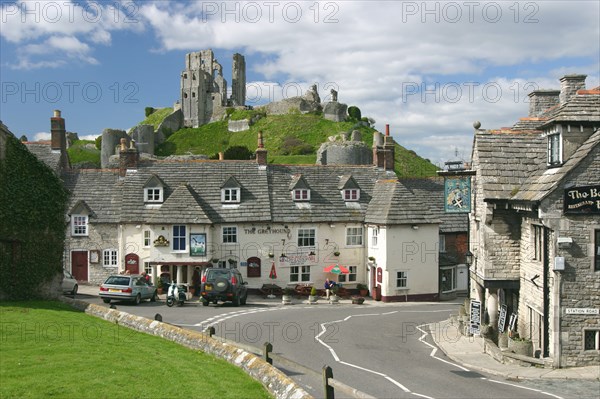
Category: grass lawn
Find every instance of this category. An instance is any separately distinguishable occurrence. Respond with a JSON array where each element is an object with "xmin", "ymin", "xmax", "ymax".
[{"xmin": 0, "ymin": 301, "xmax": 272, "ymax": 399}]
